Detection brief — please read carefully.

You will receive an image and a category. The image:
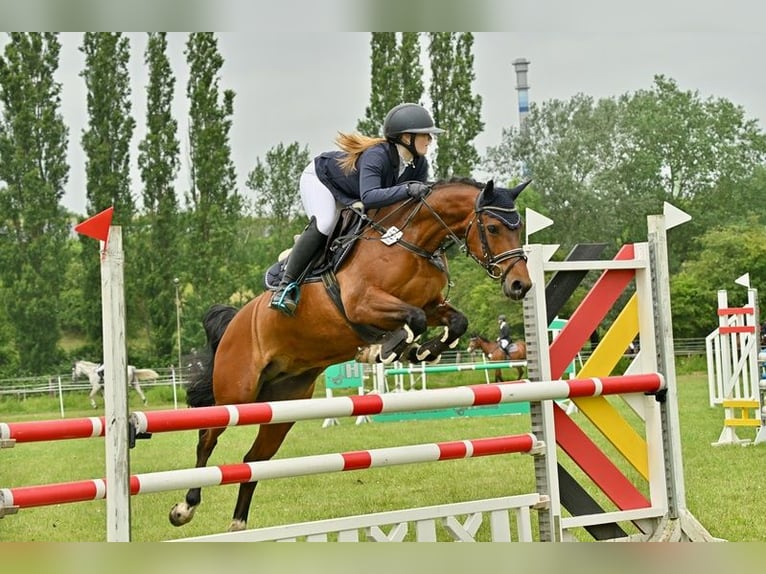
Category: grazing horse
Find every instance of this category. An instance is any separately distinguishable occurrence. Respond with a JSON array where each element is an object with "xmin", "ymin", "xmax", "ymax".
[
  {"xmin": 171, "ymin": 178, "xmax": 533, "ymax": 532},
  {"xmin": 466, "ymin": 334, "xmax": 527, "ymax": 382},
  {"xmin": 72, "ymin": 359, "xmax": 156, "ymax": 408}
]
